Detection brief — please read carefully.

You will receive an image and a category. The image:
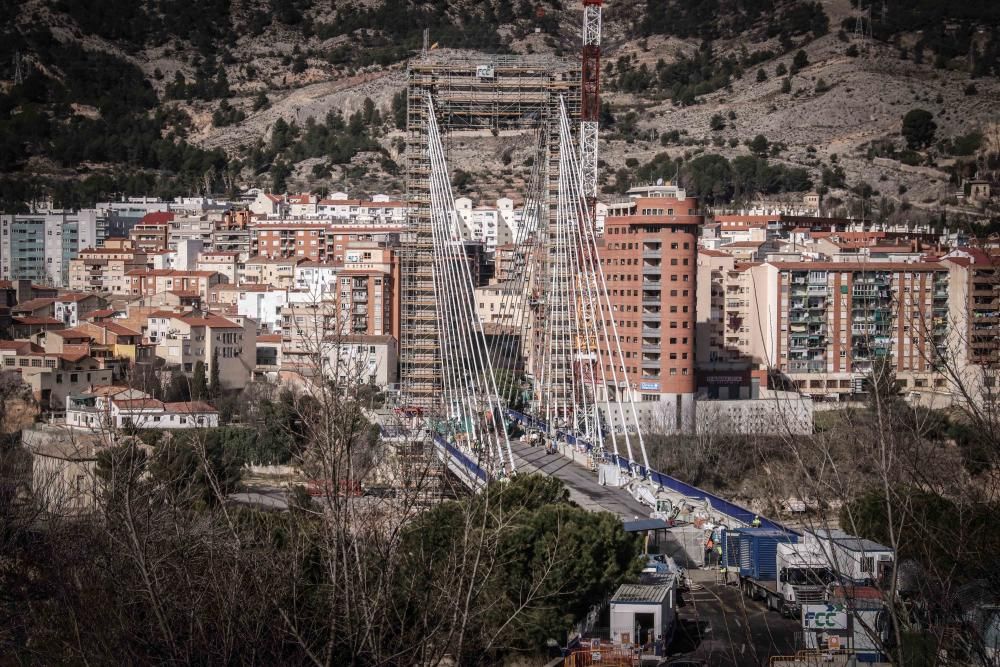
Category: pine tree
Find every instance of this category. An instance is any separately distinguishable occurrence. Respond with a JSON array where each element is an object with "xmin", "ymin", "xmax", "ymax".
[
  {"xmin": 209, "ymin": 349, "xmax": 221, "ymax": 398},
  {"xmin": 192, "ymin": 361, "xmax": 208, "ymax": 401}
]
